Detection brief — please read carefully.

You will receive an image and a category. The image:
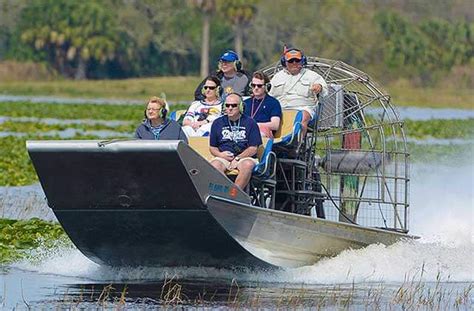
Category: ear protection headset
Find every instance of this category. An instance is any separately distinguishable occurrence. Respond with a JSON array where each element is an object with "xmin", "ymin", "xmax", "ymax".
[
  {"xmin": 249, "ymin": 72, "xmax": 271, "ymax": 93},
  {"xmin": 218, "ymin": 50, "xmax": 242, "ymax": 71},
  {"xmin": 222, "ymin": 93, "xmax": 245, "ymax": 114},
  {"xmin": 280, "ymin": 48, "xmax": 307, "ymax": 67},
  {"xmin": 144, "ymin": 101, "xmax": 168, "ymax": 119},
  {"xmin": 248, "ymin": 81, "xmax": 271, "ymax": 93}
]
